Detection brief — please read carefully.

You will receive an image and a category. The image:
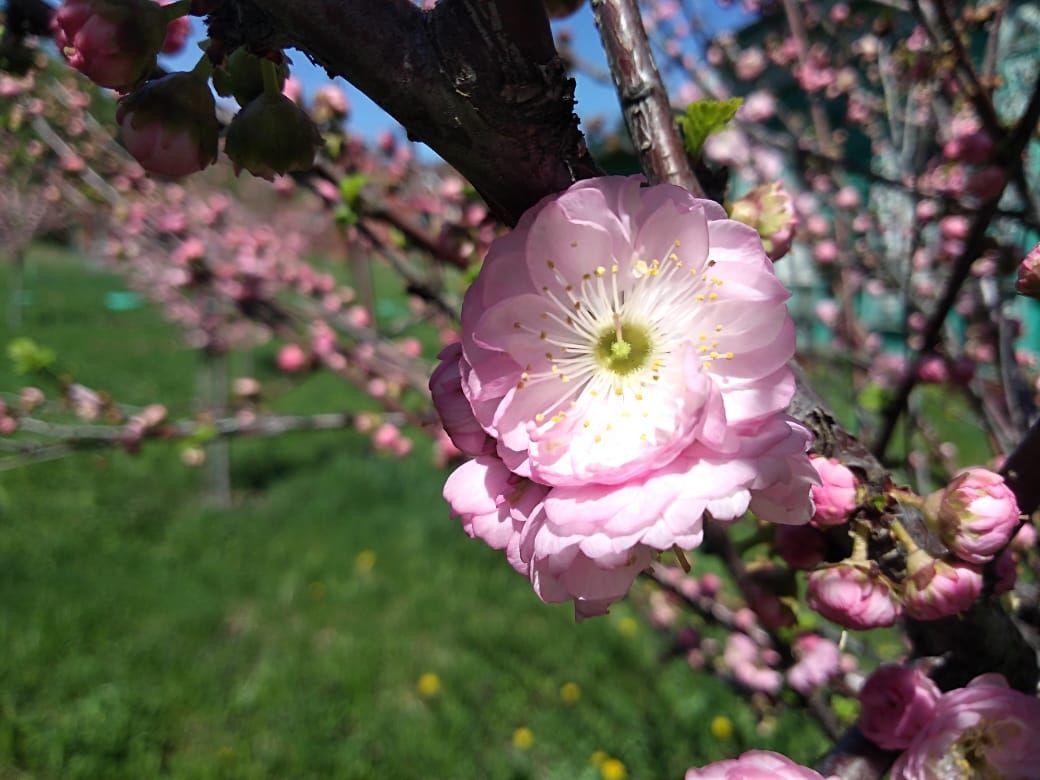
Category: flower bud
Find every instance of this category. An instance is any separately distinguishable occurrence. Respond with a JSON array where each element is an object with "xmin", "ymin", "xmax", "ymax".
[
  {"xmin": 858, "ymin": 665, "xmax": 940, "ymax": 750},
  {"xmin": 276, "ymin": 344, "xmax": 309, "ymax": 374},
  {"xmin": 1016, "ymin": 243, "xmax": 1040, "ymax": 299},
  {"xmin": 224, "ymin": 91, "xmax": 322, "ymax": 180},
  {"xmin": 902, "ymin": 551, "xmax": 982, "ymax": 620},
  {"xmin": 52, "ymin": 0, "xmax": 168, "ymax": 90},
  {"xmin": 728, "ymin": 181, "xmax": 798, "ymax": 261},
  {"xmin": 160, "ymin": 12, "xmax": 191, "ymax": 55},
  {"xmin": 806, "ymin": 562, "xmax": 902, "ymax": 630},
  {"xmin": 809, "ymin": 456, "xmax": 859, "ymax": 526},
  {"xmin": 312, "ymin": 85, "xmax": 349, "ymax": 123},
  {"xmin": 117, "ymin": 71, "xmax": 219, "ymax": 178},
  {"xmin": 927, "ymin": 467, "xmax": 1020, "ymax": 564}
]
